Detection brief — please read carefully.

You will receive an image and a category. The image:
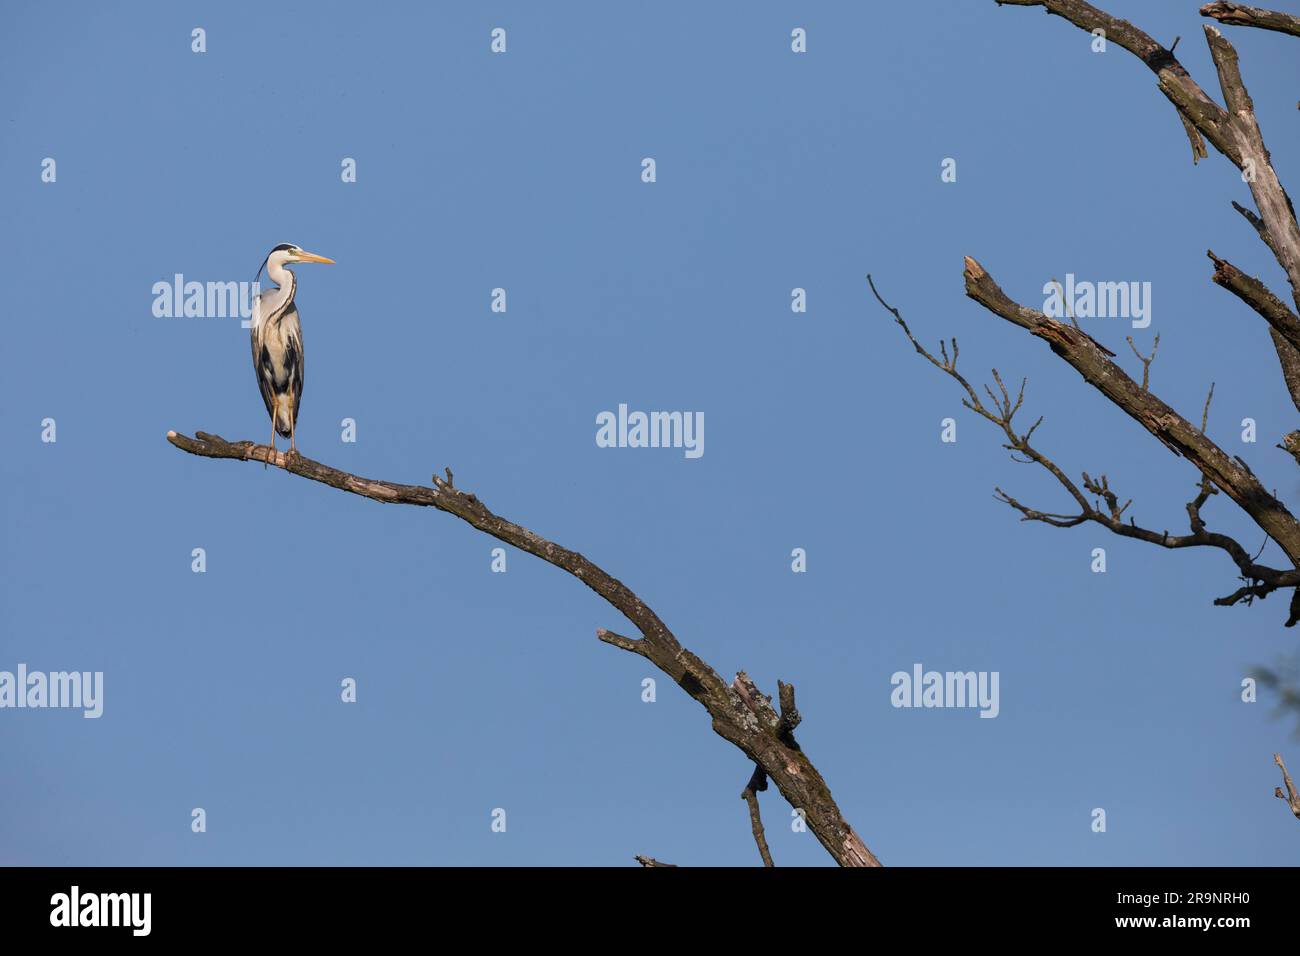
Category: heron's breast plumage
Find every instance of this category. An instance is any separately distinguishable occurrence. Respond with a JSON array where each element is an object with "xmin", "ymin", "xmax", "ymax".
[{"xmin": 259, "ymin": 310, "xmax": 301, "ymax": 389}]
